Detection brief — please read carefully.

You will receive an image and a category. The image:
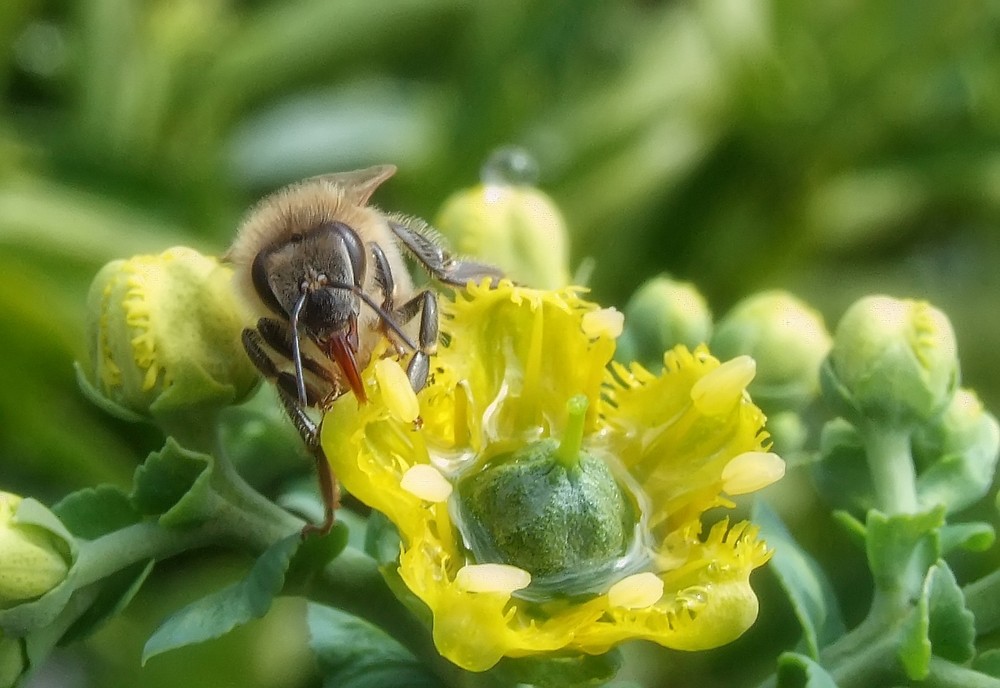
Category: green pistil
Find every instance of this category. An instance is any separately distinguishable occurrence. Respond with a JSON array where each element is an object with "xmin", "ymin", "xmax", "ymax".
[{"xmin": 555, "ymin": 394, "xmax": 589, "ymax": 470}]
